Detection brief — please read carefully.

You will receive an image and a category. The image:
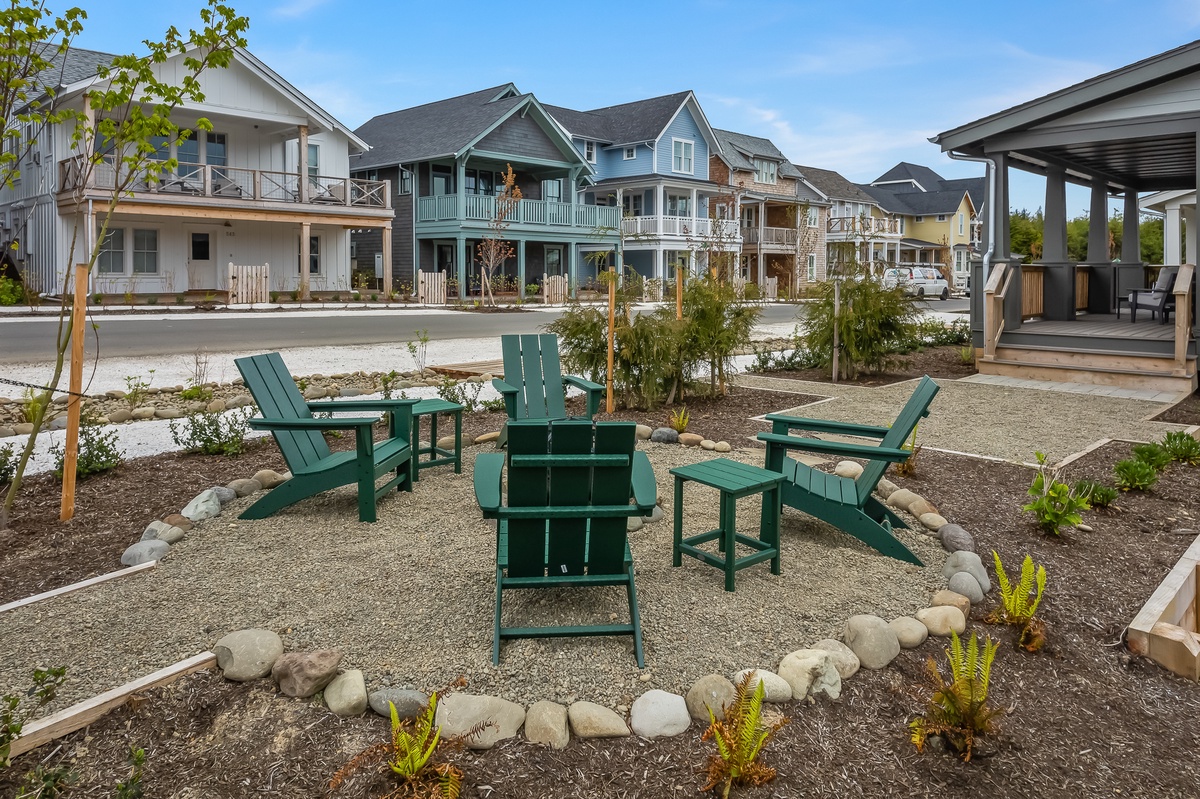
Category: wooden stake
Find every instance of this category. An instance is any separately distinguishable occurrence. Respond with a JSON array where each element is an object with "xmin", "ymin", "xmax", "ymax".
[
  {"xmin": 676, "ymin": 263, "xmax": 683, "ymax": 321},
  {"xmin": 831, "ymin": 276, "xmax": 840, "ymax": 386},
  {"xmin": 60, "ymin": 264, "xmax": 88, "ymax": 522},
  {"xmin": 606, "ymin": 266, "xmax": 616, "ymax": 413}
]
